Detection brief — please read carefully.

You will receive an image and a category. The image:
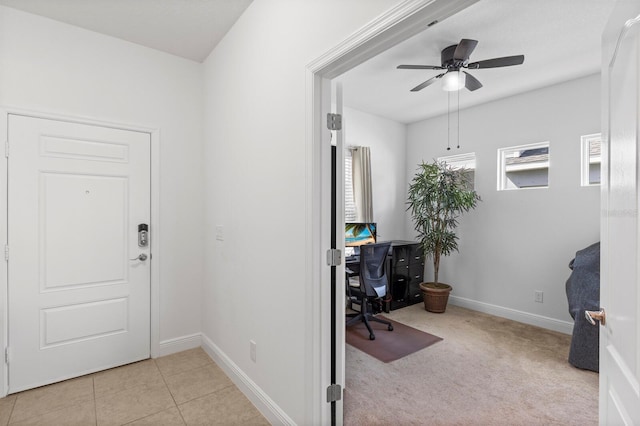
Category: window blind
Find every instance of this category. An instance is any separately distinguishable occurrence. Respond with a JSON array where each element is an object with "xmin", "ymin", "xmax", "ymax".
[{"xmin": 345, "ymin": 149, "xmax": 356, "ymax": 222}]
